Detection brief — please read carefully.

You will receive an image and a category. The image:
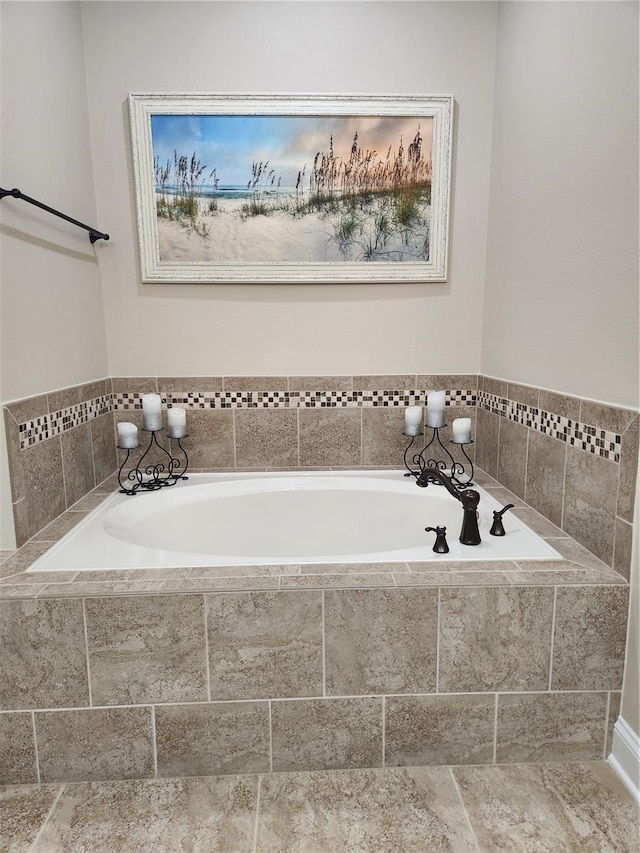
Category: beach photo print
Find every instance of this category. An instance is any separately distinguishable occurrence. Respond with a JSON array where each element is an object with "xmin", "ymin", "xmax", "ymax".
[{"xmin": 129, "ymin": 94, "xmax": 453, "ymax": 283}]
